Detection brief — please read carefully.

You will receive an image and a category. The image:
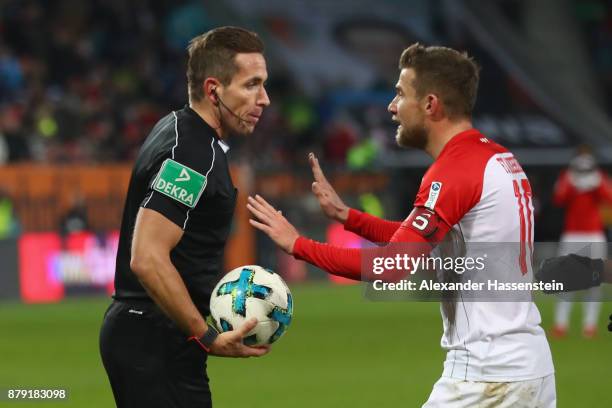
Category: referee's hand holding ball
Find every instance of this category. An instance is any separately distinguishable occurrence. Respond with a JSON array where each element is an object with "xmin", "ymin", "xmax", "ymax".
[{"xmin": 210, "ymin": 318, "xmax": 270, "ymax": 357}]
